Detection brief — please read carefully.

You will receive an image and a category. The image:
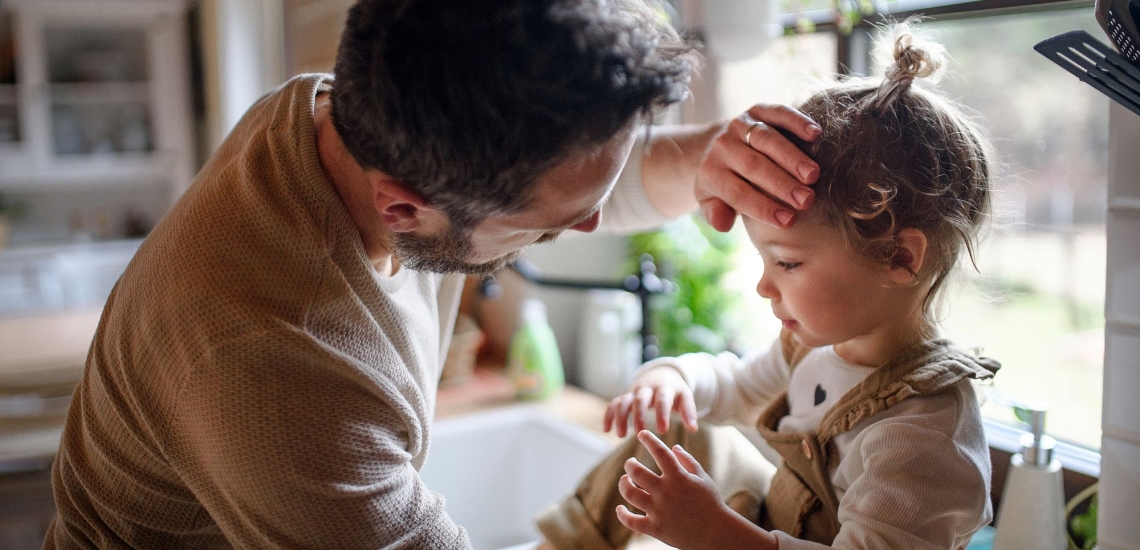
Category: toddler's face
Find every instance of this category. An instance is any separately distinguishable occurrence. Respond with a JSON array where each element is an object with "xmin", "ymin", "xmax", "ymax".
[{"xmin": 743, "ymin": 212, "xmax": 908, "ymax": 350}]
